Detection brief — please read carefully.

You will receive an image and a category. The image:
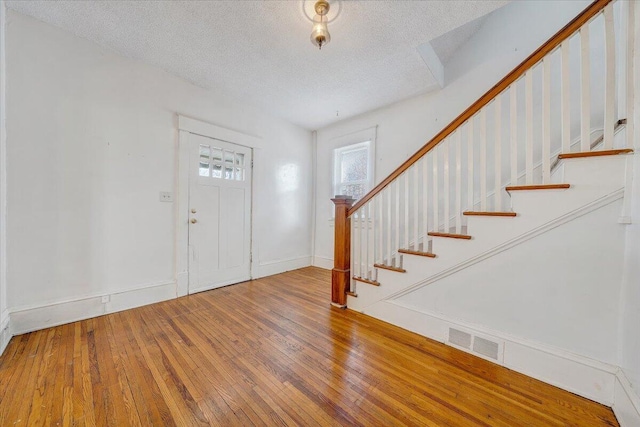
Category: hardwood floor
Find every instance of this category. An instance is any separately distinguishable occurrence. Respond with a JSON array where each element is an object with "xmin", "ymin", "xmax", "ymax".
[{"xmin": 0, "ymin": 267, "xmax": 618, "ymax": 426}]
